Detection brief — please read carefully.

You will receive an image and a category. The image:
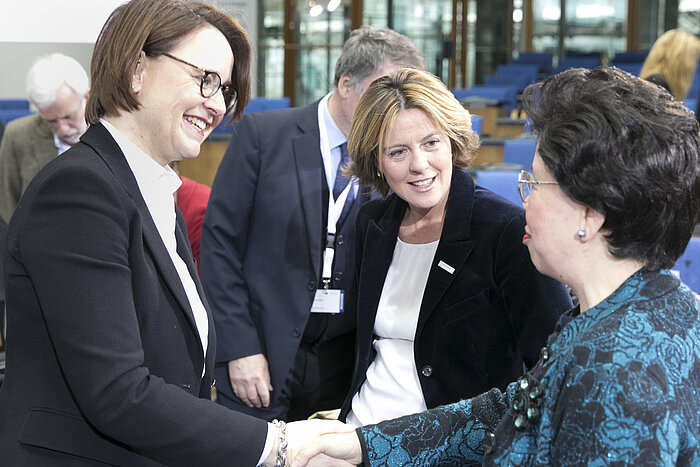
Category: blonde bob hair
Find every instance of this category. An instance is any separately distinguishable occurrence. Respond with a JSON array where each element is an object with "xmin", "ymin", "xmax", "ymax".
[
  {"xmin": 346, "ymin": 68, "xmax": 479, "ymax": 198},
  {"xmin": 640, "ymin": 29, "xmax": 700, "ymax": 101}
]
